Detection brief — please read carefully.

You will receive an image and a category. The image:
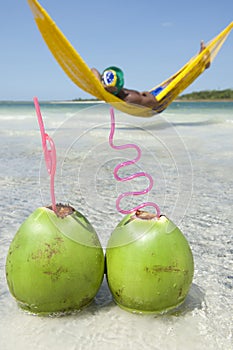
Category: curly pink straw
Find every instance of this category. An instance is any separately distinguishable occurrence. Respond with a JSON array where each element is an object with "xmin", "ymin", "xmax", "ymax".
[
  {"xmin": 109, "ymin": 107, "xmax": 160, "ymax": 217},
  {"xmin": 33, "ymin": 97, "xmax": 57, "ymax": 213}
]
